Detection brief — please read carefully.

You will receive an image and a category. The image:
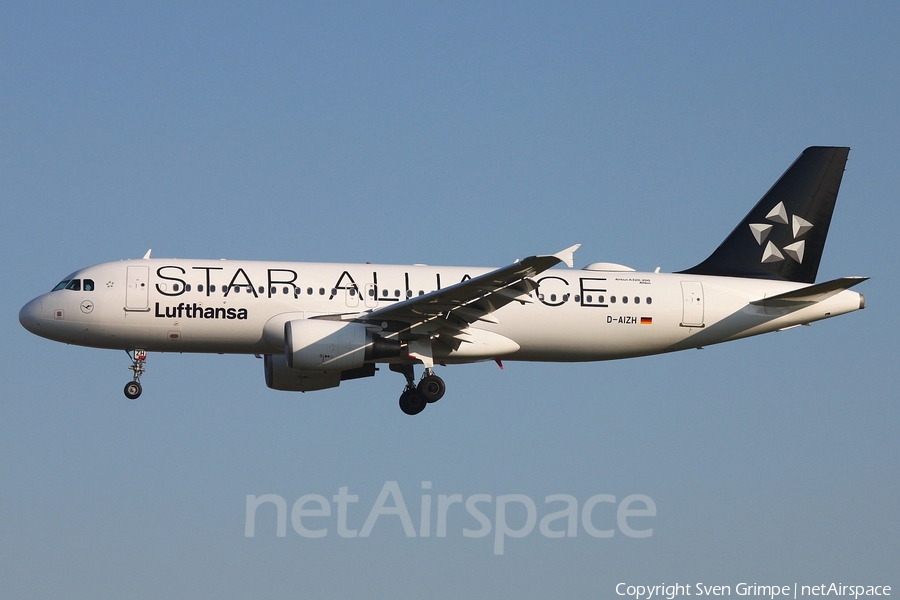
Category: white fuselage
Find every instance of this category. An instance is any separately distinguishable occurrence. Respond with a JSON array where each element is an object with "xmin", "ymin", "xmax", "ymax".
[{"xmin": 19, "ymin": 258, "xmax": 865, "ymax": 363}]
